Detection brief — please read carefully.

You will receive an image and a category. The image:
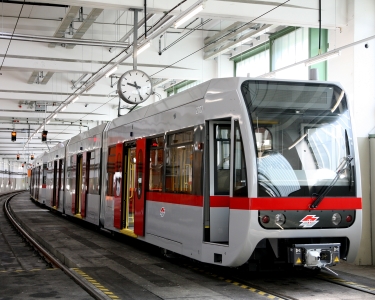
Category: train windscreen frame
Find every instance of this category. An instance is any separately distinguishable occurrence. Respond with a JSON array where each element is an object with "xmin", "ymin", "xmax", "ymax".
[{"xmin": 241, "ymin": 80, "xmax": 356, "ymax": 198}]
